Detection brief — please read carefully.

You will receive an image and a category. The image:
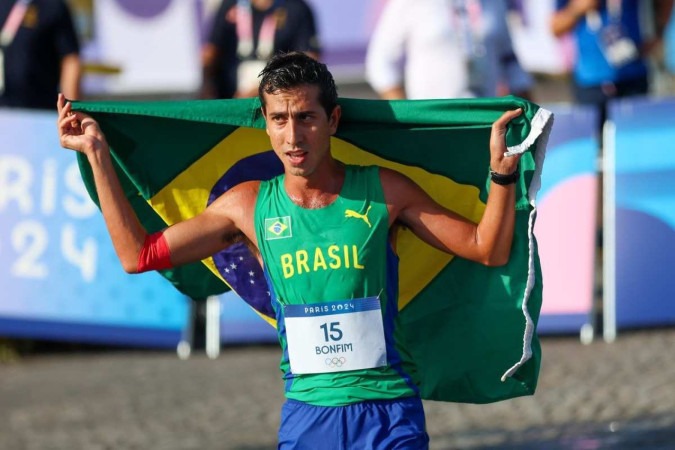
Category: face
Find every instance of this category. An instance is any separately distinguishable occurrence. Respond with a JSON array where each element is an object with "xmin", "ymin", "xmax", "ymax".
[{"xmin": 262, "ymin": 84, "xmax": 340, "ymax": 178}]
